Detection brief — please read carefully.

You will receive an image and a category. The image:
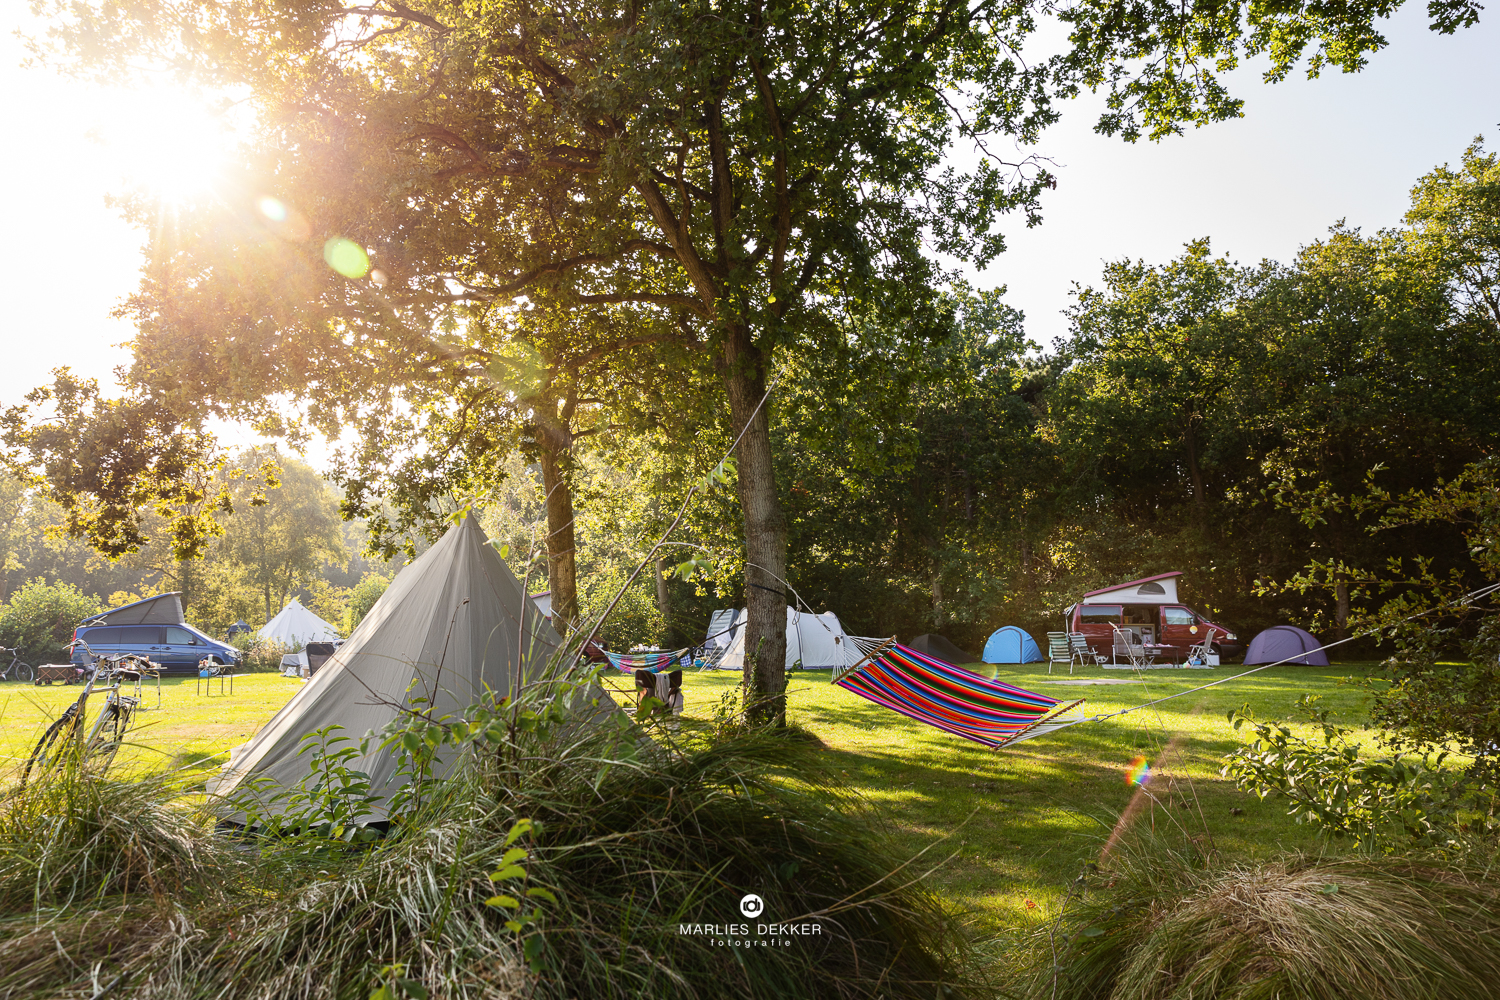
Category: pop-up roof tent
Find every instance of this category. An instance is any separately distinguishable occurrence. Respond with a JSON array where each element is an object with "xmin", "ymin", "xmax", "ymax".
[
  {"xmin": 907, "ymin": 634, "xmax": 980, "ymax": 666},
  {"xmin": 1077, "ymin": 571, "xmax": 1184, "ymax": 606},
  {"xmin": 210, "ymin": 516, "xmax": 622, "ymax": 819},
  {"xmin": 258, "ymin": 598, "xmax": 342, "ymax": 648},
  {"xmin": 85, "ymin": 592, "xmax": 186, "ymax": 626},
  {"xmin": 718, "ymin": 608, "xmax": 852, "ymax": 670},
  {"xmin": 1244, "ymin": 626, "xmax": 1328, "ymax": 666},
  {"xmin": 982, "ymin": 626, "xmax": 1043, "ymax": 664}
]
